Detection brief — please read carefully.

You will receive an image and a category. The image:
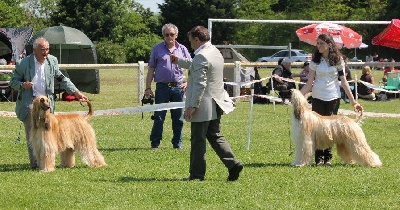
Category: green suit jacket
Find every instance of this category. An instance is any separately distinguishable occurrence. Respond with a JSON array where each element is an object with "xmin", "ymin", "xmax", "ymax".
[{"xmin": 10, "ymin": 54, "xmax": 78, "ymax": 121}]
